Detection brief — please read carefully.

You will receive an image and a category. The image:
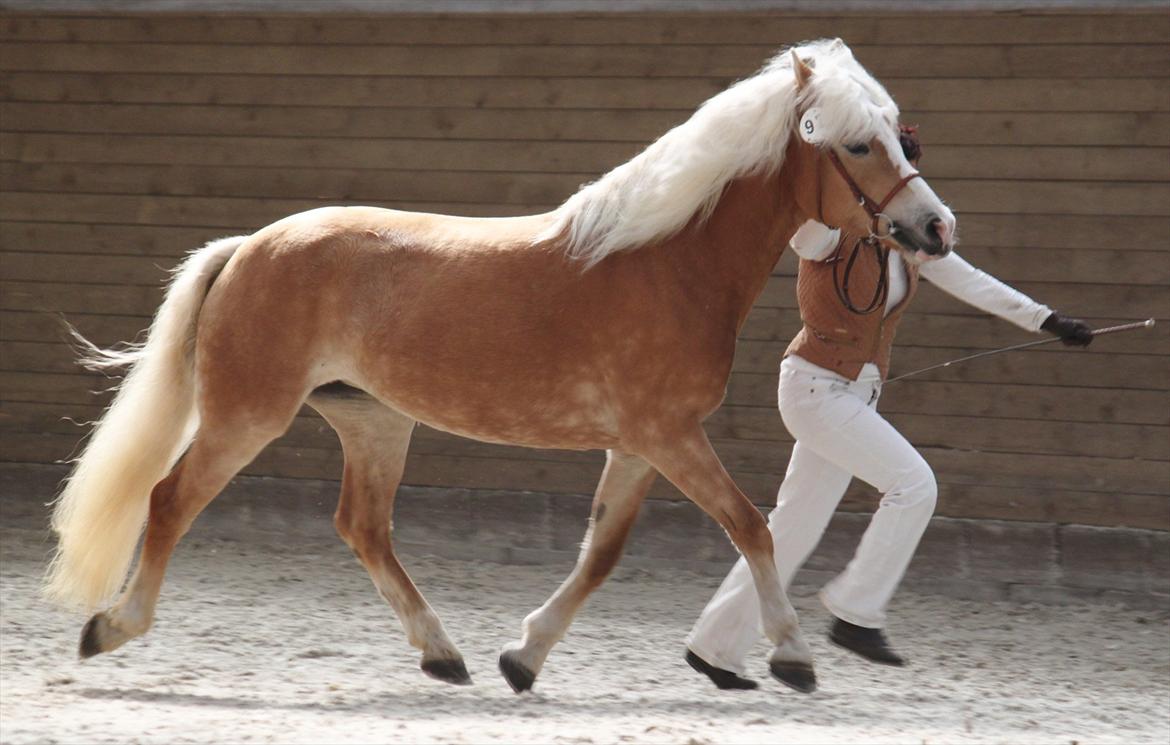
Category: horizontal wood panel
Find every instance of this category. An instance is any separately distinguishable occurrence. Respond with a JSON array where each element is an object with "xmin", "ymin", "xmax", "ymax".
[
  {"xmin": 908, "ymin": 484, "xmax": 1168, "ymax": 530},
  {"xmin": 739, "ymin": 309, "xmax": 1169, "ymax": 354},
  {"xmin": 4, "ymin": 292, "xmax": 1166, "ymax": 355},
  {"xmin": 2, "ymin": 10, "xmax": 1166, "ymax": 532},
  {"xmin": 6, "ymin": 213, "xmax": 1167, "ymax": 254},
  {"xmin": 1, "ymin": 425, "xmax": 1163, "ymax": 499},
  {"xmin": 3, "ymin": 200, "xmax": 1167, "ymax": 252},
  {"xmin": 6, "ymin": 104, "xmax": 1169, "ymax": 153},
  {"xmin": 2, "ymin": 360, "xmax": 1165, "ymax": 428},
  {"xmin": 766, "ymin": 279, "xmax": 1170, "ymax": 319},
  {"xmin": 5, "ymin": 41, "xmax": 1169, "ymax": 80},
  {"xmin": 733, "ymin": 341, "xmax": 1170, "ymax": 390},
  {"xmin": 4, "ymin": 267, "xmax": 1164, "ymax": 323},
  {"xmin": 729, "ymin": 374, "xmax": 1170, "ymax": 426},
  {"xmin": 5, "ymin": 155, "xmax": 1168, "ymax": 210},
  {"xmin": 5, "ymin": 231, "xmax": 1168, "ymax": 286},
  {"xmin": 0, "ymin": 132, "xmax": 640, "ymax": 173},
  {"xmin": 7, "ymin": 335, "xmax": 1167, "ymax": 398},
  {"xmin": 2, "ymin": 430, "xmax": 1164, "ymax": 530},
  {"xmin": 5, "ymin": 72, "xmax": 1167, "ymax": 113},
  {"xmin": 6, "ymin": 148, "xmax": 1168, "ymax": 190},
  {"xmin": 12, "ymin": 394, "xmax": 1168, "ymax": 473},
  {"xmin": 6, "ymin": 395, "xmax": 1164, "ymax": 462},
  {"xmin": 4, "ymin": 122, "xmax": 1168, "ymax": 173},
  {"xmin": 4, "ymin": 14, "xmax": 1168, "ymax": 47},
  {"xmin": 3, "ymin": 177, "xmax": 1165, "ymax": 219}
]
